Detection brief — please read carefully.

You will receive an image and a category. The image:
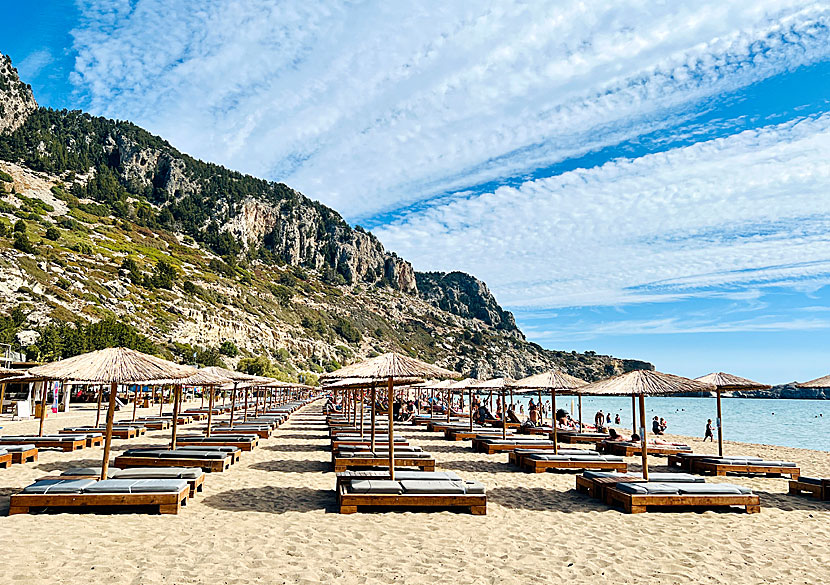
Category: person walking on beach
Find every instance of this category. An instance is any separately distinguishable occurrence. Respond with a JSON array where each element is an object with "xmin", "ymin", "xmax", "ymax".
[
  {"xmin": 652, "ymin": 416, "xmax": 663, "ymax": 435},
  {"xmin": 614, "ymin": 414, "xmax": 621, "ymax": 425},
  {"xmin": 704, "ymin": 419, "xmax": 714, "ymax": 442}
]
